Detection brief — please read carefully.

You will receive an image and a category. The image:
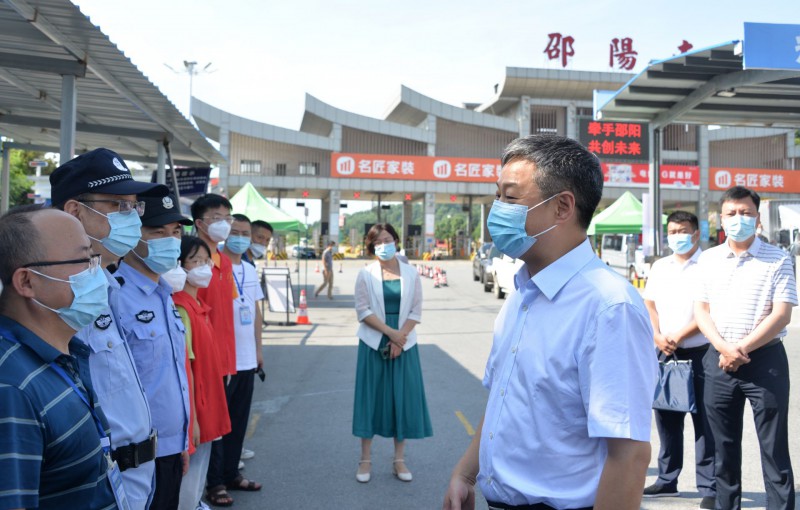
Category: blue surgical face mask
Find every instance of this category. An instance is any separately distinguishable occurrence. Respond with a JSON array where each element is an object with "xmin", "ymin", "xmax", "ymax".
[
  {"xmin": 31, "ymin": 266, "xmax": 110, "ymax": 331},
  {"xmin": 135, "ymin": 236, "xmax": 181, "ymax": 275},
  {"xmin": 723, "ymin": 214, "xmax": 757, "ymax": 243},
  {"xmin": 226, "ymin": 235, "xmax": 251, "ymax": 255},
  {"xmin": 487, "ymin": 195, "xmax": 559, "ymax": 259},
  {"xmin": 81, "ymin": 203, "xmax": 143, "ymax": 257},
  {"xmin": 667, "ymin": 233, "xmax": 695, "ymax": 255},
  {"xmin": 375, "ymin": 242, "xmax": 397, "ymax": 261}
]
